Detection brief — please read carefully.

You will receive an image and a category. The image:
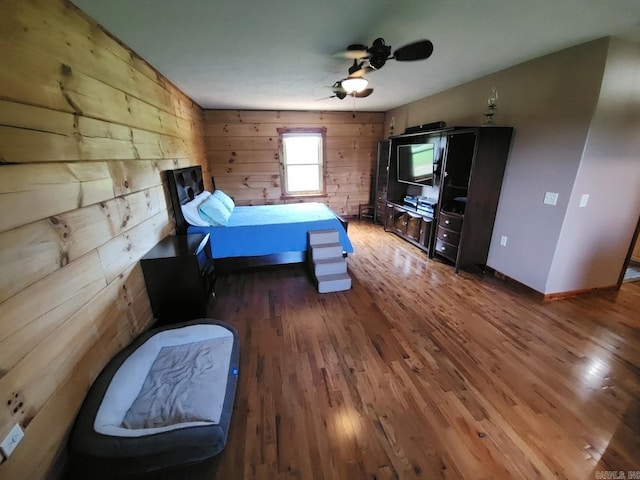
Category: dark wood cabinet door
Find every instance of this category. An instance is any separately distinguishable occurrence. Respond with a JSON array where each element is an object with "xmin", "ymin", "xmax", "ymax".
[
  {"xmin": 435, "ymin": 127, "xmax": 513, "ymax": 272},
  {"xmin": 391, "ymin": 209, "xmax": 407, "ymax": 236},
  {"xmin": 405, "ymin": 213, "xmax": 422, "ymax": 242},
  {"xmin": 374, "ymin": 140, "xmax": 391, "ymax": 224},
  {"xmin": 141, "ymin": 234, "xmax": 214, "ymax": 324},
  {"xmin": 419, "ymin": 218, "xmax": 433, "ymax": 249}
]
